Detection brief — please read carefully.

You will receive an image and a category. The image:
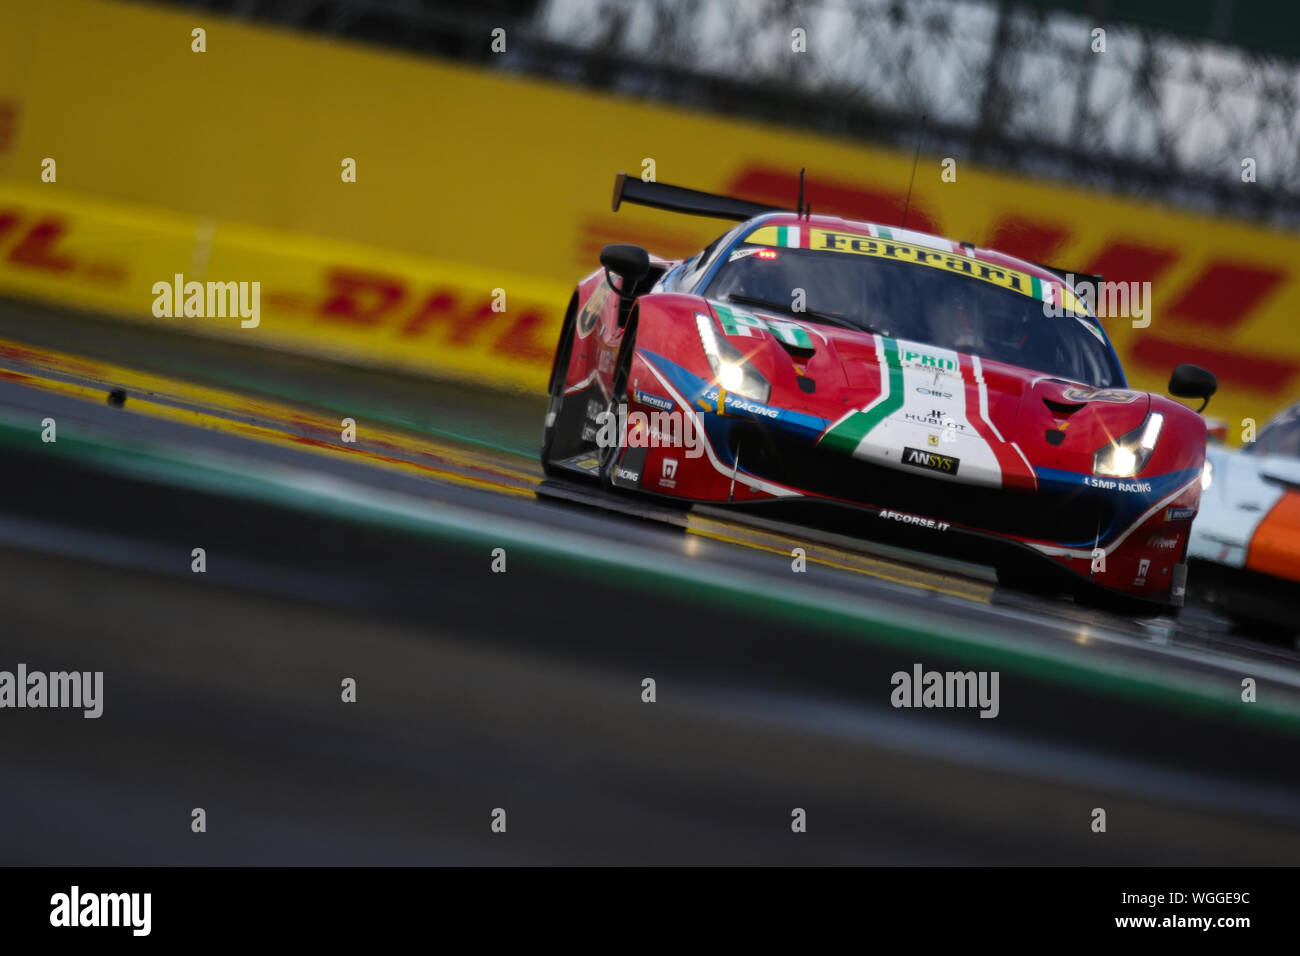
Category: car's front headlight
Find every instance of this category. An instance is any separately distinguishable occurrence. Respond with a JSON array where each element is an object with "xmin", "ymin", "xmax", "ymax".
[
  {"xmin": 1201, "ymin": 458, "xmax": 1213, "ymax": 492},
  {"xmin": 696, "ymin": 312, "xmax": 771, "ymax": 403},
  {"xmin": 1093, "ymin": 411, "xmax": 1163, "ymax": 478}
]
